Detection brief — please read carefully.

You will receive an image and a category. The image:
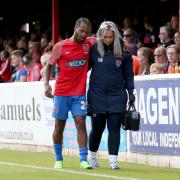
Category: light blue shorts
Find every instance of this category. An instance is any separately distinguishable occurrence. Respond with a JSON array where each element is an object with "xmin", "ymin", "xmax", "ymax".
[{"xmin": 52, "ymin": 96, "xmax": 87, "ymax": 120}]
